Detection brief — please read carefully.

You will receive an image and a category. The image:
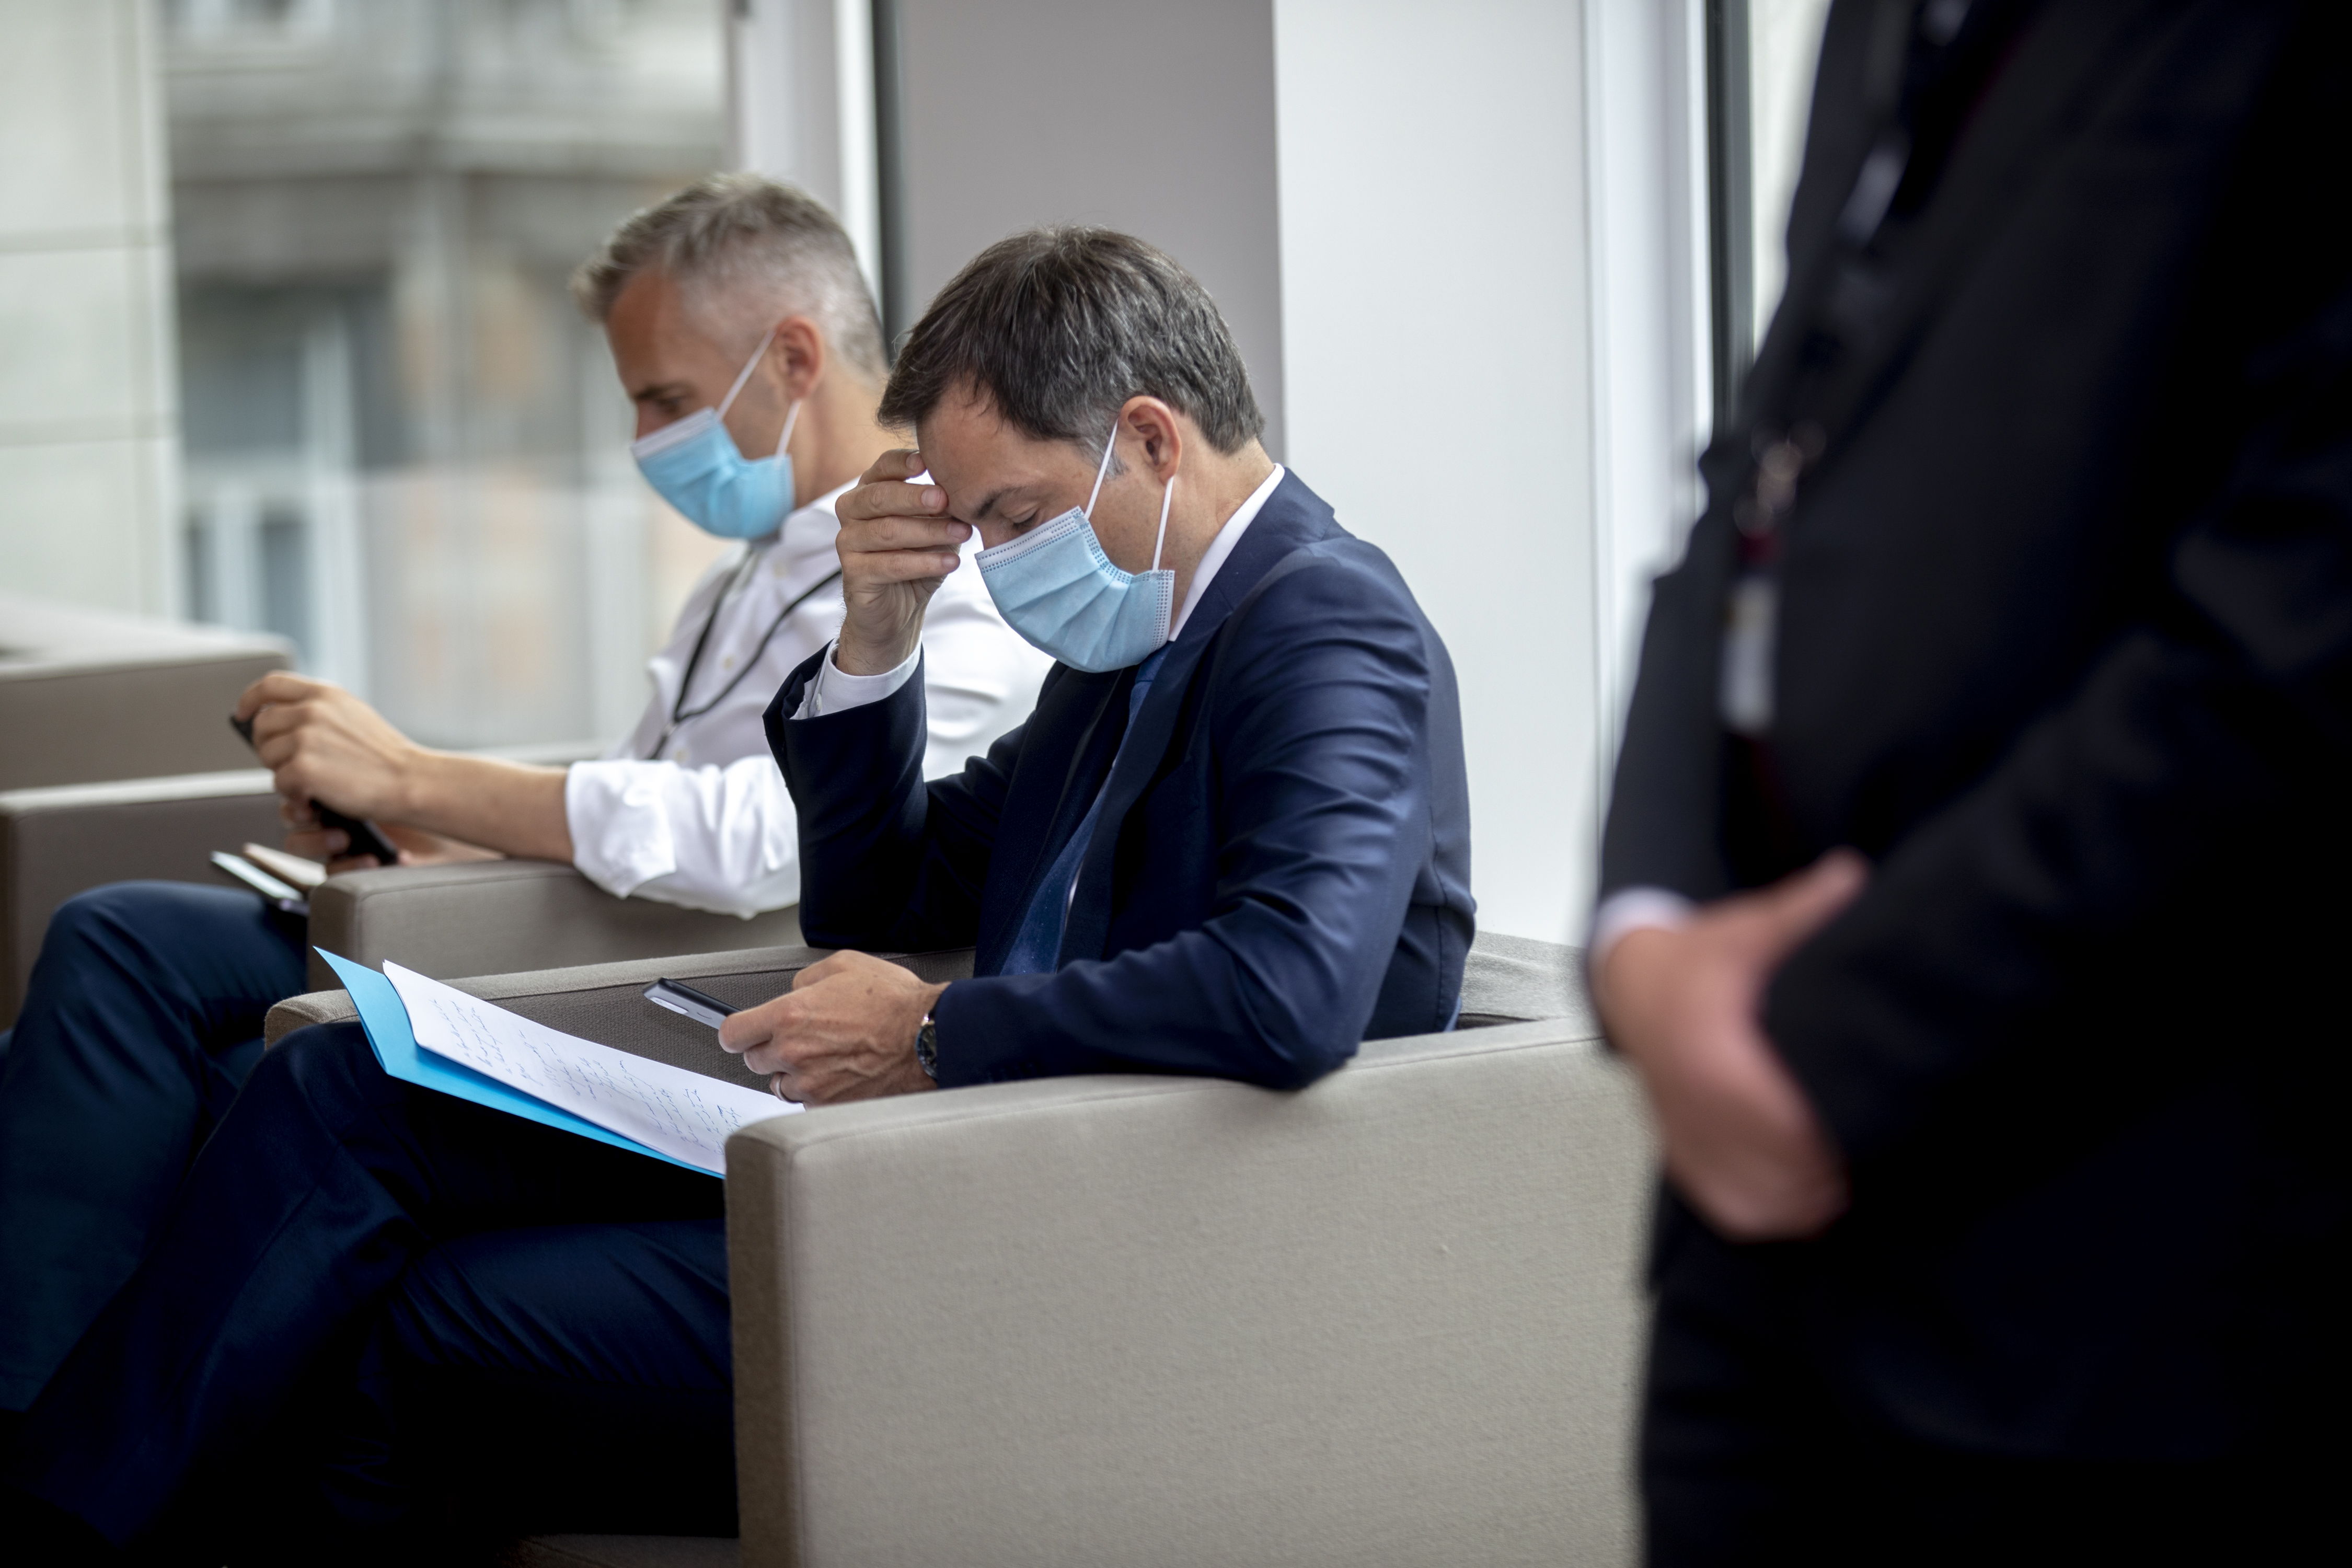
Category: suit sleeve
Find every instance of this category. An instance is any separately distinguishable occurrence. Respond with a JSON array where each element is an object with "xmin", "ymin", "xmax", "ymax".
[
  {"xmin": 931, "ymin": 551, "xmax": 1436, "ymax": 1091},
  {"xmin": 1766, "ymin": 274, "xmax": 2352, "ymax": 1172},
  {"xmin": 1599, "ymin": 518, "xmax": 1738, "ymax": 904},
  {"xmin": 765, "ymin": 647, "xmax": 1034, "ymax": 952}
]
